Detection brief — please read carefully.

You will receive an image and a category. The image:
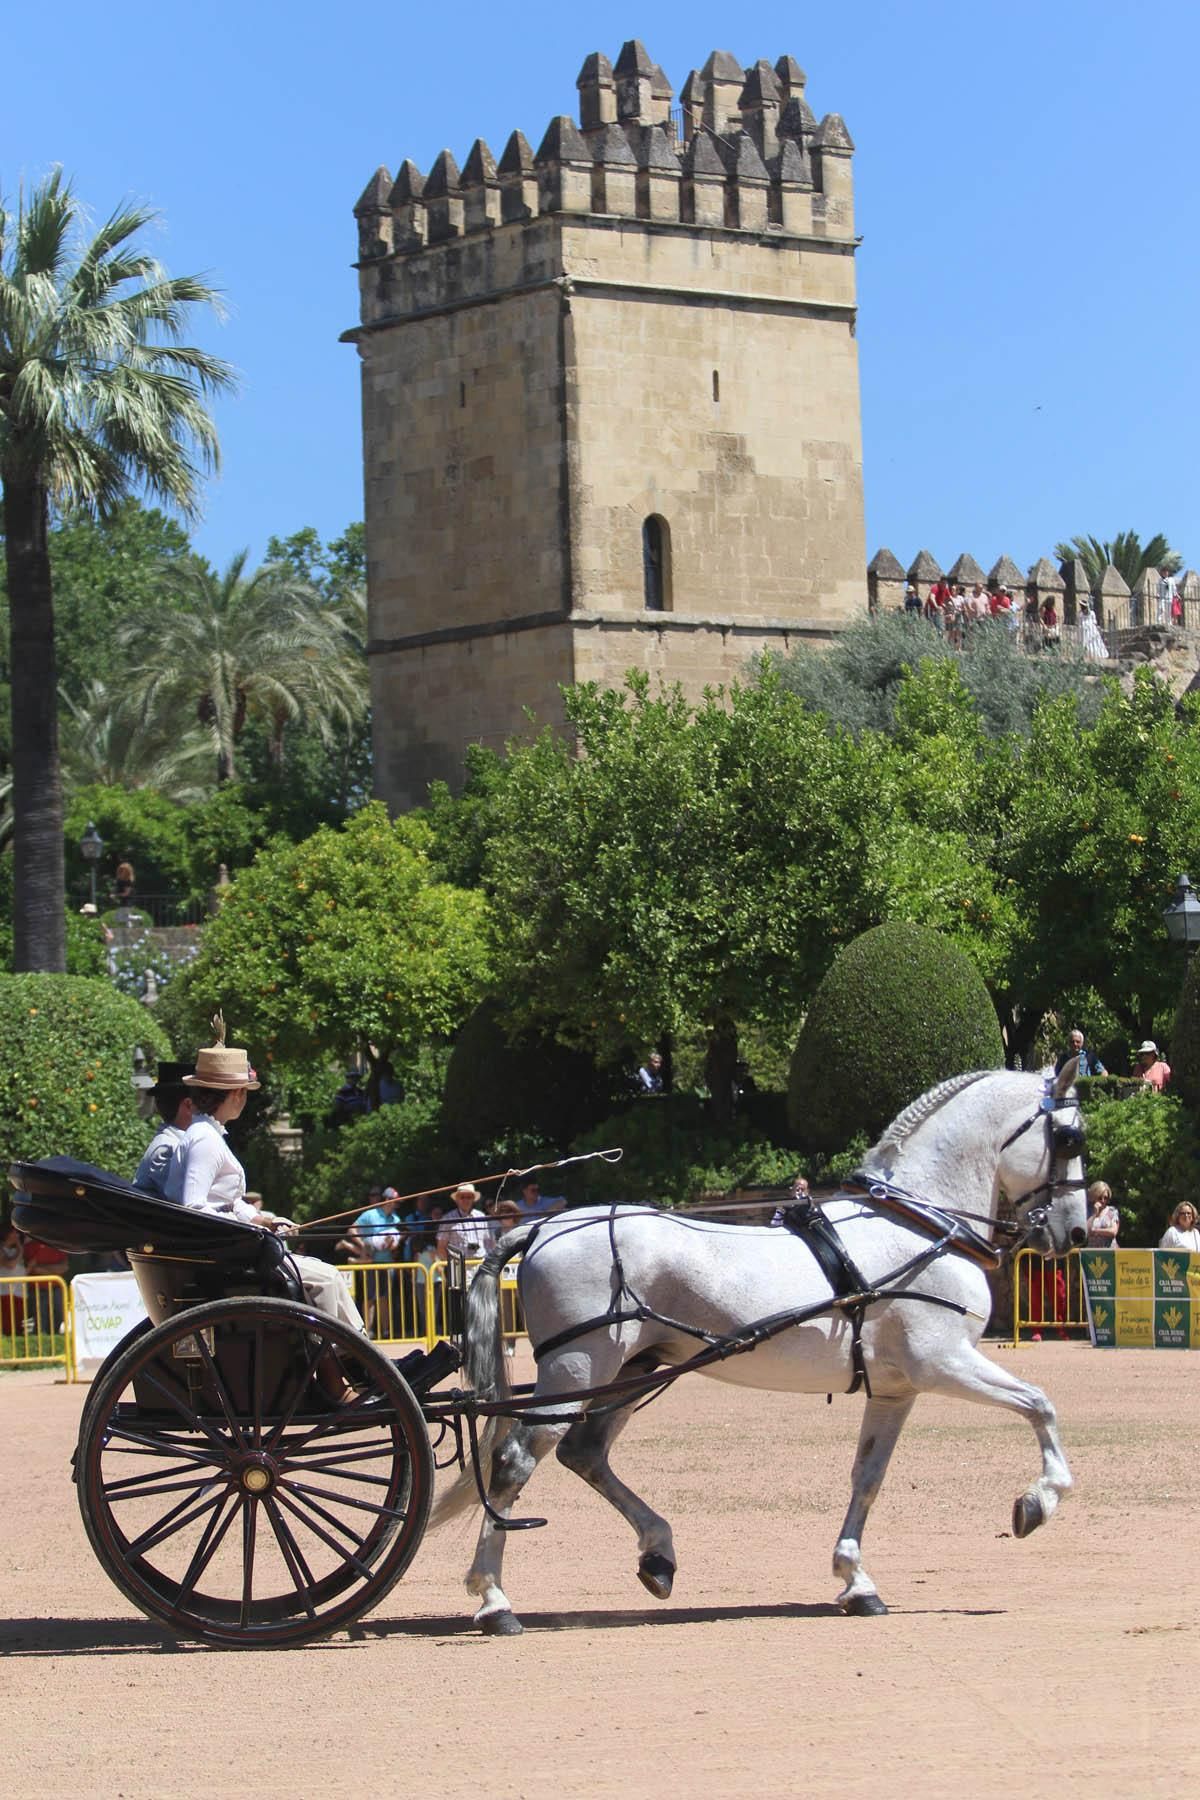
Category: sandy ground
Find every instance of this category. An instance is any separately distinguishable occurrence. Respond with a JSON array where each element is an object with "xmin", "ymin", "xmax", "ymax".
[{"xmin": 2, "ymin": 1340, "xmax": 1197, "ymax": 1799}]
